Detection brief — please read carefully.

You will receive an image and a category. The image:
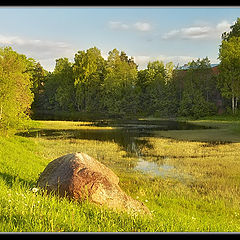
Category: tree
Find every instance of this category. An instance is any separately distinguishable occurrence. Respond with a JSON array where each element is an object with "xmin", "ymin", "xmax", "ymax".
[
  {"xmin": 0, "ymin": 47, "xmax": 34, "ymax": 131},
  {"xmin": 53, "ymin": 58, "xmax": 75, "ymax": 111},
  {"xmin": 176, "ymin": 58, "xmax": 217, "ymax": 118},
  {"xmin": 39, "ymin": 72, "xmax": 60, "ymax": 111},
  {"xmin": 73, "ymin": 47, "xmax": 106, "ymax": 112},
  {"xmin": 27, "ymin": 60, "xmax": 47, "ymax": 111},
  {"xmin": 188, "ymin": 57, "xmax": 217, "ymax": 102},
  {"xmin": 165, "ymin": 62, "xmax": 174, "ymax": 83},
  {"xmin": 218, "ymin": 18, "xmax": 240, "ymax": 114},
  {"xmin": 145, "ymin": 60, "xmax": 166, "ymax": 114},
  {"xmin": 222, "ymin": 18, "xmax": 240, "ymax": 41},
  {"xmin": 31, "ymin": 62, "xmax": 46, "ymax": 96},
  {"xmin": 102, "ymin": 49, "xmax": 138, "ymax": 116},
  {"xmin": 135, "ymin": 69, "xmax": 150, "ymax": 114},
  {"xmin": 178, "ymin": 83, "xmax": 215, "ymax": 118},
  {"xmin": 136, "ymin": 60, "xmax": 178, "ymax": 117},
  {"xmin": 218, "ymin": 37, "xmax": 240, "ymax": 114}
]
